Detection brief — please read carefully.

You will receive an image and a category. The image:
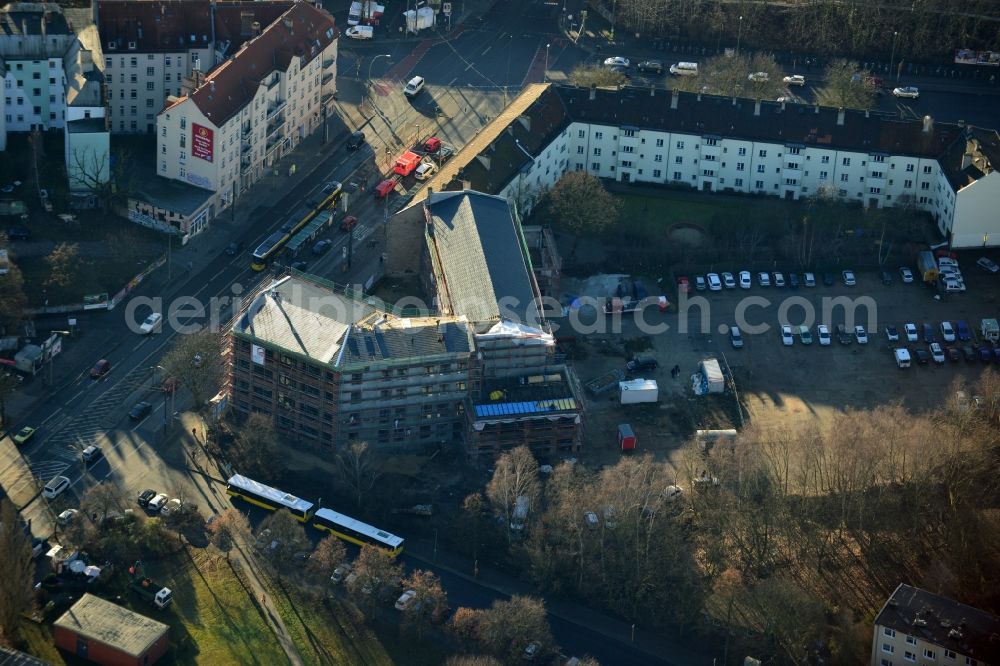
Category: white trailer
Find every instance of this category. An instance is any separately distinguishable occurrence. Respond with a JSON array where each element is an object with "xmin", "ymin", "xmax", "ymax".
[
  {"xmin": 405, "ymin": 7, "xmax": 436, "ymax": 33},
  {"xmin": 619, "ymin": 379, "xmax": 658, "ymax": 404},
  {"xmin": 699, "ymin": 358, "xmax": 725, "ymax": 393}
]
